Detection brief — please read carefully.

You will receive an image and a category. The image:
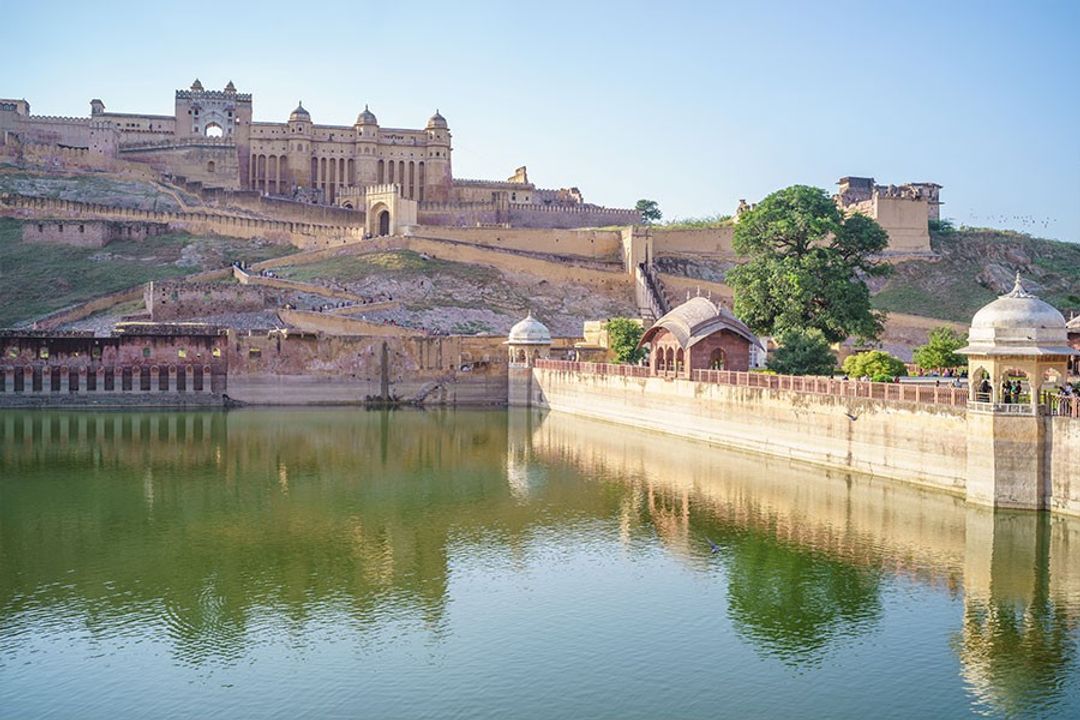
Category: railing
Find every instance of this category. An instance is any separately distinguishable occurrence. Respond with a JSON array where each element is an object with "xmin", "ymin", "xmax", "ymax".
[
  {"xmin": 1043, "ymin": 394, "xmax": 1080, "ymax": 418},
  {"xmin": 691, "ymin": 369, "xmax": 968, "ymax": 406},
  {"xmin": 534, "ymin": 359, "xmax": 651, "ymax": 378},
  {"xmin": 967, "ymin": 401, "xmax": 1038, "ymax": 416},
  {"xmin": 533, "ymin": 360, "xmax": 968, "ymax": 406}
]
